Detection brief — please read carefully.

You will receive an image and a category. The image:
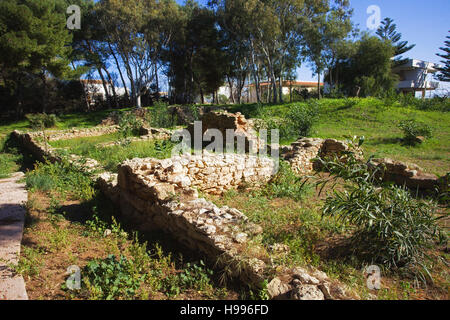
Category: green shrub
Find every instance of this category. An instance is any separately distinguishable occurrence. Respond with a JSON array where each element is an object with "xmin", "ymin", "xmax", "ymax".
[
  {"xmin": 255, "ymin": 102, "xmax": 318, "ymax": 143},
  {"xmin": 25, "ymin": 113, "xmax": 58, "ymax": 129},
  {"xmin": 287, "ymin": 102, "xmax": 319, "ymax": 138},
  {"xmin": 398, "ymin": 119, "xmax": 433, "ymax": 145},
  {"xmin": 118, "ymin": 111, "xmax": 143, "ymax": 139},
  {"xmin": 147, "ymin": 101, "xmax": 177, "ymax": 128},
  {"xmin": 413, "ymin": 96, "xmax": 450, "ymax": 112},
  {"xmin": 318, "ymin": 151, "xmax": 445, "ymax": 277},
  {"xmin": 178, "ymin": 260, "xmax": 213, "ymax": 291}
]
